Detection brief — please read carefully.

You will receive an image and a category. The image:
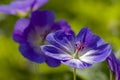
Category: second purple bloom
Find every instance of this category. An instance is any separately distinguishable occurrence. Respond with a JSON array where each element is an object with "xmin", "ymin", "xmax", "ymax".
[{"xmin": 13, "ymin": 10, "xmax": 73, "ymax": 67}]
